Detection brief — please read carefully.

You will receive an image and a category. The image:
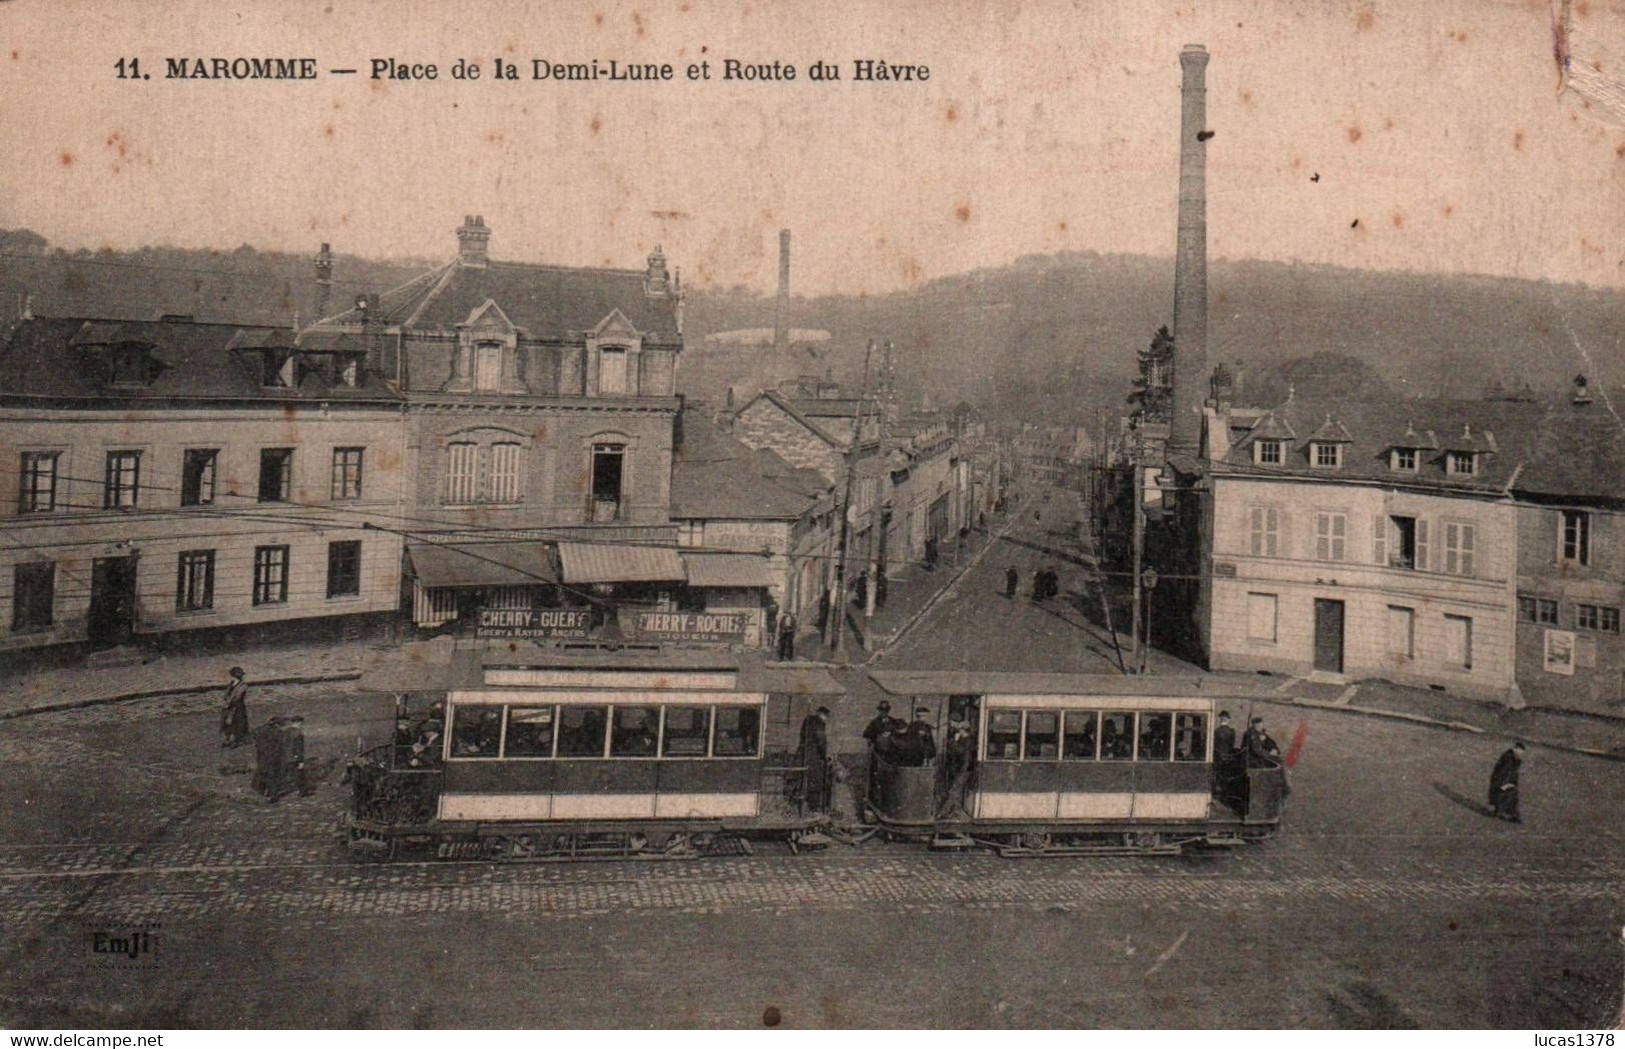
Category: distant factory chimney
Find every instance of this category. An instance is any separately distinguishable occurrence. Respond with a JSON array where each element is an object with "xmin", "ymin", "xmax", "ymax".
[
  {"xmin": 773, "ymin": 228, "xmax": 791, "ymax": 355},
  {"xmin": 1167, "ymin": 43, "xmax": 1210, "ymax": 458},
  {"xmin": 314, "ymin": 242, "xmax": 333, "ymax": 322}
]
